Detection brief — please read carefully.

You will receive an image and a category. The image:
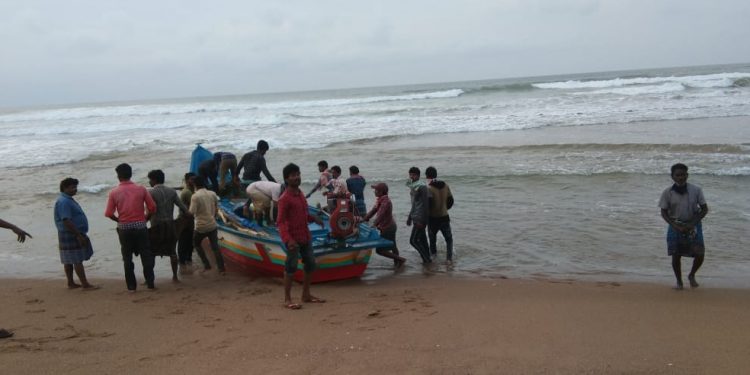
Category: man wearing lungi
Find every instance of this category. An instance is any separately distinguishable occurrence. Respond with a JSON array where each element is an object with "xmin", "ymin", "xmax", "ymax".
[
  {"xmin": 54, "ymin": 178, "xmax": 97, "ymax": 290},
  {"xmin": 148, "ymin": 170, "xmax": 190, "ymax": 282},
  {"xmin": 658, "ymin": 163, "xmax": 709, "ymax": 290}
]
